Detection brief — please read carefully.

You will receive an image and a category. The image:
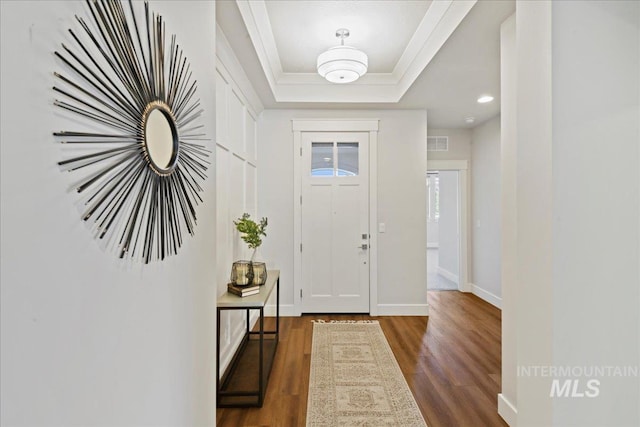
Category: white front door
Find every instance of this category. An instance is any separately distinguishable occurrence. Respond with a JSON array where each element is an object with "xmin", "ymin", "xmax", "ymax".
[{"xmin": 301, "ymin": 132, "xmax": 370, "ymax": 313}]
